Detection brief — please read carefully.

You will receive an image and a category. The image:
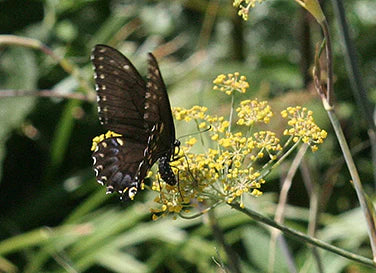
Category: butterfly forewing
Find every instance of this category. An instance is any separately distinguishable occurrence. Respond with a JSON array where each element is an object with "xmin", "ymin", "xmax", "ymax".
[
  {"xmin": 143, "ymin": 53, "xmax": 178, "ymax": 185},
  {"xmin": 92, "ymin": 45, "xmax": 148, "ymax": 140},
  {"xmin": 144, "ymin": 53, "xmax": 176, "ymax": 159}
]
